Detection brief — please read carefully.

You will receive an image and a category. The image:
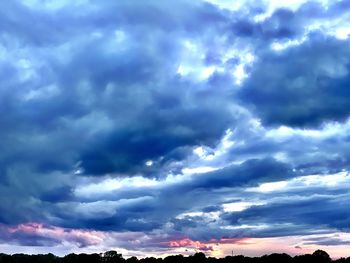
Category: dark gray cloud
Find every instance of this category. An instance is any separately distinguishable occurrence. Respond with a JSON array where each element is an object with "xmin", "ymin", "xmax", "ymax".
[
  {"xmin": 222, "ymin": 194, "xmax": 350, "ymax": 236},
  {"xmin": 239, "ymin": 33, "xmax": 350, "ymax": 127},
  {"xmin": 303, "ymin": 236, "xmax": 350, "ymax": 246},
  {"xmin": 0, "ymin": 0, "xmax": 238, "ymax": 179},
  {"xmin": 31, "ymin": 157, "xmax": 291, "ymax": 235},
  {"xmin": 185, "ymin": 157, "xmax": 293, "ymax": 190}
]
